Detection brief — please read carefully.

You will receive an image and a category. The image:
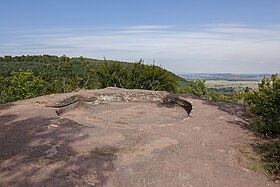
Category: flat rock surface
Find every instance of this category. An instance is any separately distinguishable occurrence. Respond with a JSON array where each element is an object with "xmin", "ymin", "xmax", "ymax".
[{"xmin": 0, "ymin": 88, "xmax": 277, "ymax": 187}]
